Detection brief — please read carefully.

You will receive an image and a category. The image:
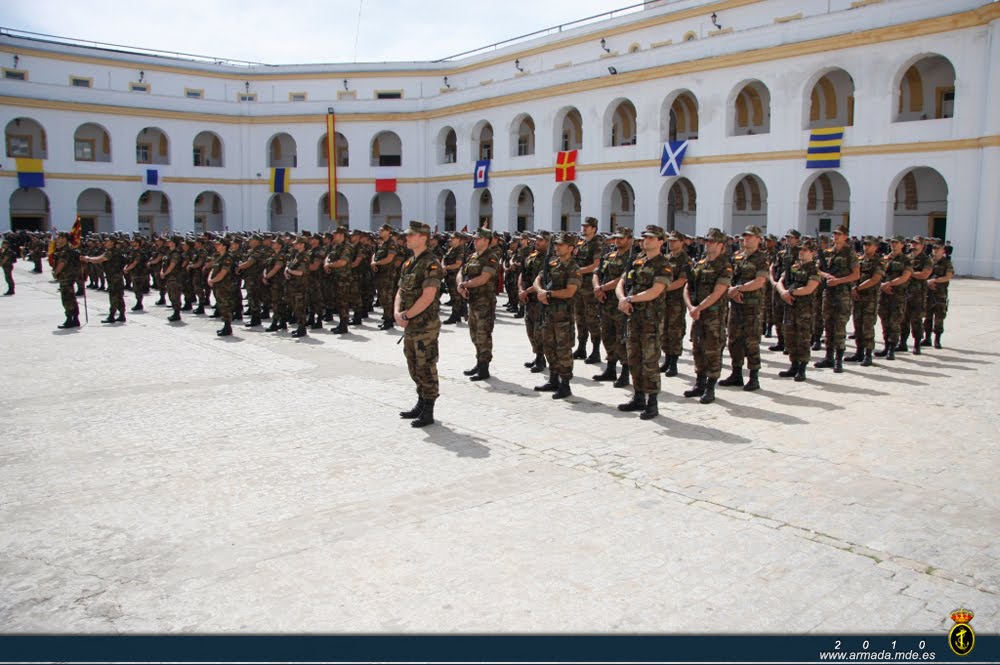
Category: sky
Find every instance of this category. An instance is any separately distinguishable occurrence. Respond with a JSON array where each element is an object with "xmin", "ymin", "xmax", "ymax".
[{"xmin": 1, "ymin": 0, "xmax": 646, "ymax": 65}]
